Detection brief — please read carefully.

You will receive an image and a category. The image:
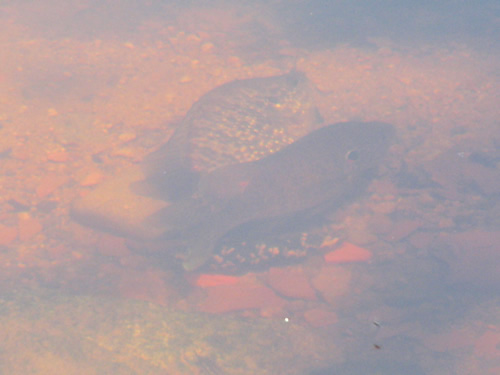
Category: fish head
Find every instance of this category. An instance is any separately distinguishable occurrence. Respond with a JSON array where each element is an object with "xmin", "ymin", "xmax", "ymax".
[{"xmin": 324, "ymin": 121, "xmax": 396, "ymax": 181}]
